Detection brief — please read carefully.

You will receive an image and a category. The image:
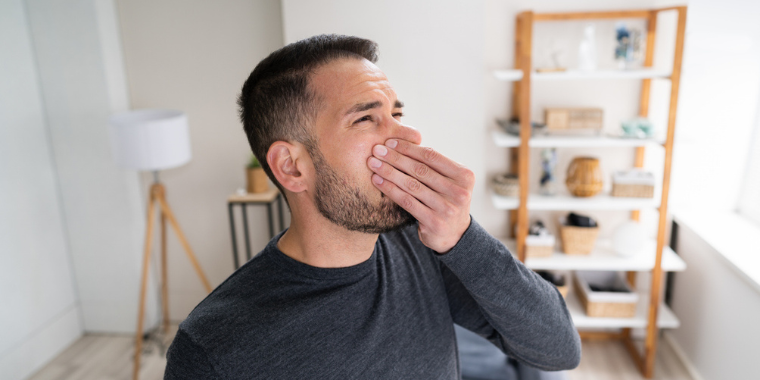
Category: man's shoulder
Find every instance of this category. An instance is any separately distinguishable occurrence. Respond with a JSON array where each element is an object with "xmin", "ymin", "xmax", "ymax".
[{"xmin": 178, "ymin": 250, "xmax": 277, "ymax": 347}]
